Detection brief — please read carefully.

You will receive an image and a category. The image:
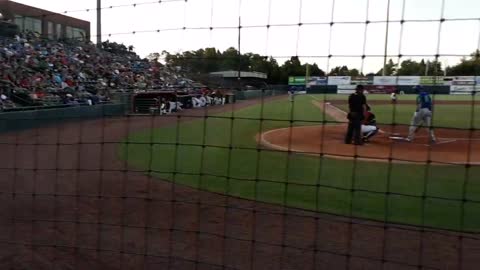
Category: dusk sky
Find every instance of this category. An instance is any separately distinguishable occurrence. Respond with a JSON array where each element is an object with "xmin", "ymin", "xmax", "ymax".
[{"xmin": 11, "ymin": 0, "xmax": 480, "ymax": 74}]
